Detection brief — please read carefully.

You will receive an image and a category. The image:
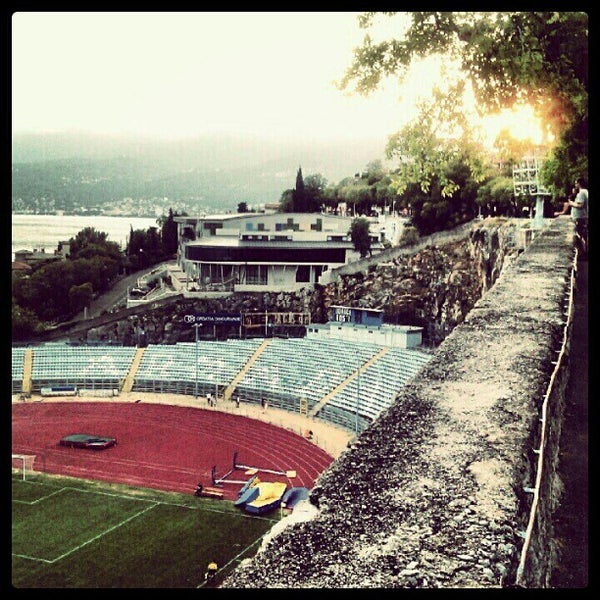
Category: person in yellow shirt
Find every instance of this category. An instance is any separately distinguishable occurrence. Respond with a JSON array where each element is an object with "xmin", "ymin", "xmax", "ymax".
[{"xmin": 205, "ymin": 561, "xmax": 218, "ymax": 582}]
